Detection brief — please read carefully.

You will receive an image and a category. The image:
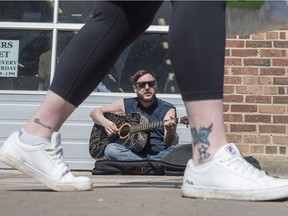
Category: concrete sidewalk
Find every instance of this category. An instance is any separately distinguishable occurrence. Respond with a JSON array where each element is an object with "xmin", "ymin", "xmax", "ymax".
[{"xmin": 0, "ymin": 169, "xmax": 288, "ymax": 216}]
